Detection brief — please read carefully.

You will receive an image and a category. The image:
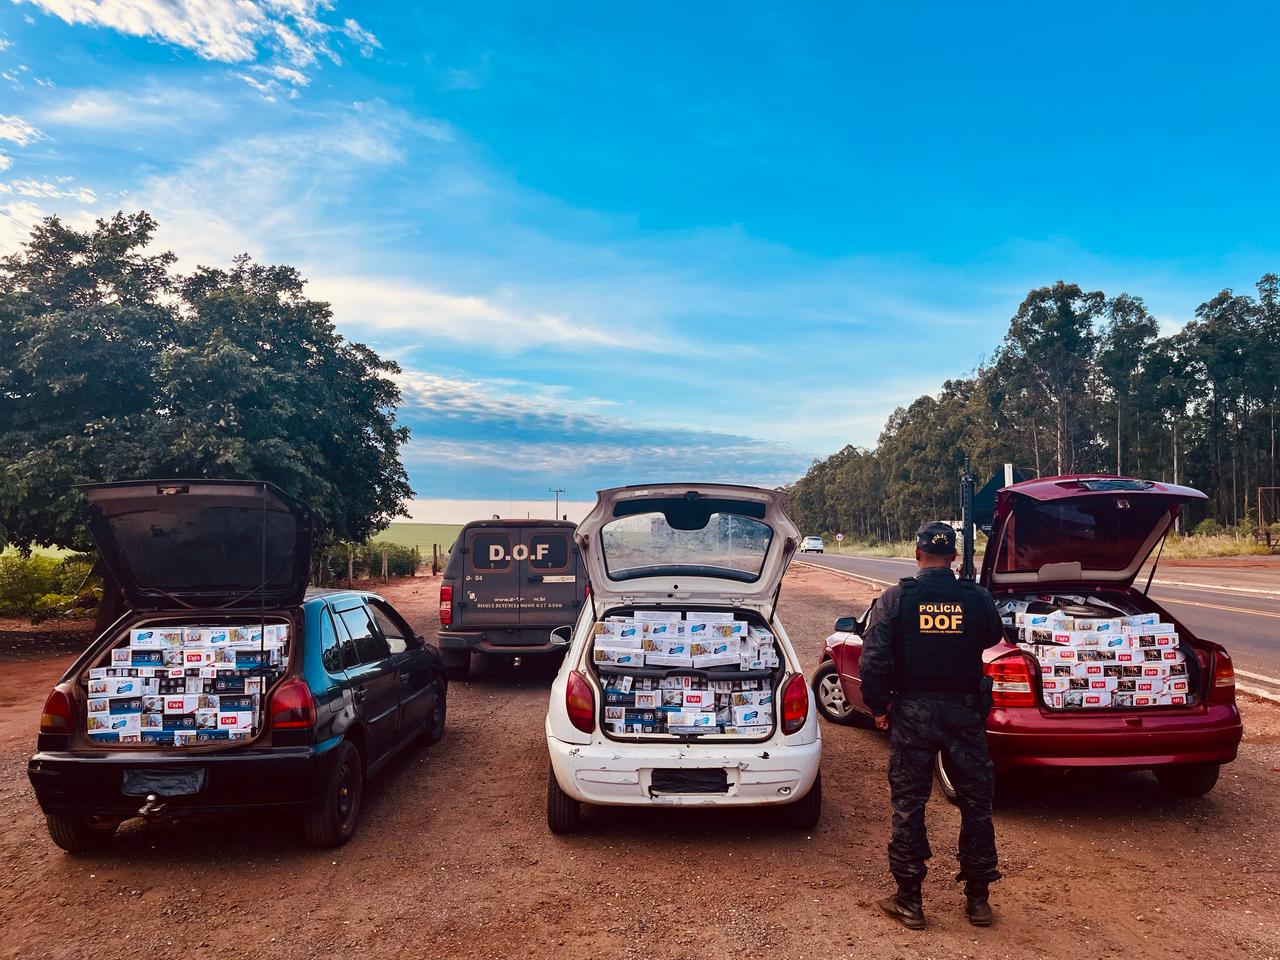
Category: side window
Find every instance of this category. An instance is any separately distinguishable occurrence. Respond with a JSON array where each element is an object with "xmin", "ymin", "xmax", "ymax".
[
  {"xmin": 330, "ymin": 607, "xmax": 359, "ymax": 670},
  {"xmin": 470, "ymin": 533, "xmax": 512, "ymax": 571},
  {"xmin": 528, "ymin": 532, "xmax": 570, "ymax": 572},
  {"xmin": 368, "ymin": 600, "xmax": 415, "ymax": 655},
  {"xmin": 319, "ymin": 607, "xmax": 346, "ymax": 674},
  {"xmin": 338, "ymin": 605, "xmax": 391, "ymax": 664}
]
